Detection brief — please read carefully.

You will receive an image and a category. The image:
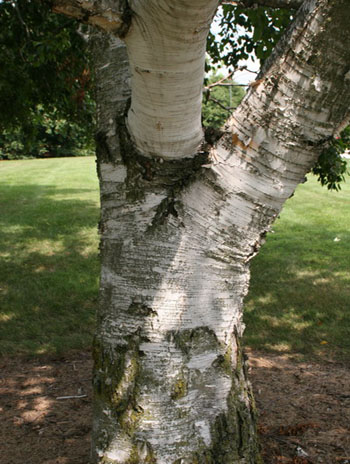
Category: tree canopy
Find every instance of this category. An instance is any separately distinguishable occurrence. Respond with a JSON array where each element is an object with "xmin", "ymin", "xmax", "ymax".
[
  {"xmin": 0, "ymin": 0, "xmax": 94, "ymax": 158},
  {"xmin": 0, "ymin": 0, "xmax": 92, "ymax": 128},
  {"xmin": 0, "ymin": 0, "xmax": 348, "ymax": 186},
  {"xmin": 206, "ymin": 5, "xmax": 294, "ymax": 71}
]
